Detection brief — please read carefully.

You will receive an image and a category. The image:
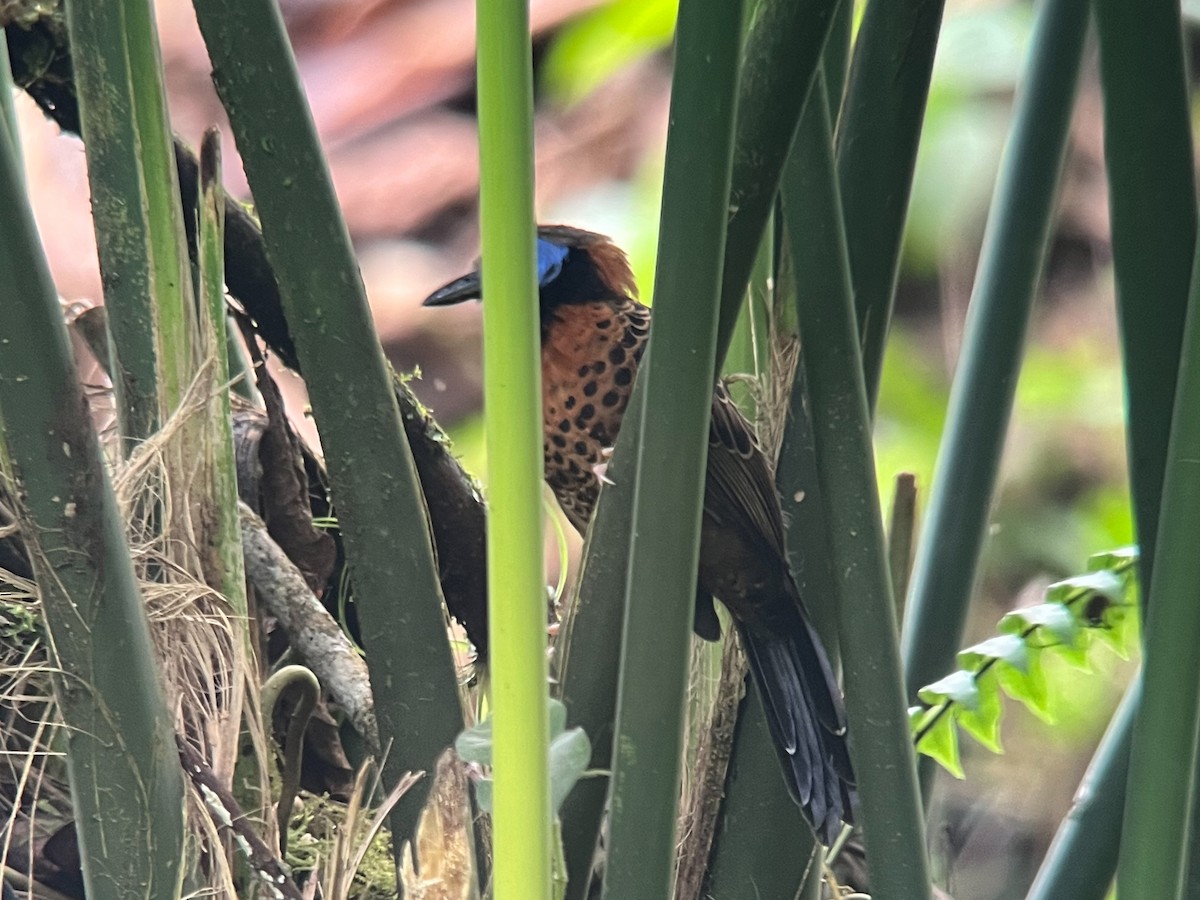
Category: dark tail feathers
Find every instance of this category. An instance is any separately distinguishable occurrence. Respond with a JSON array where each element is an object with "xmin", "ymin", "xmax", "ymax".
[{"xmin": 739, "ymin": 613, "xmax": 855, "ymax": 845}]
